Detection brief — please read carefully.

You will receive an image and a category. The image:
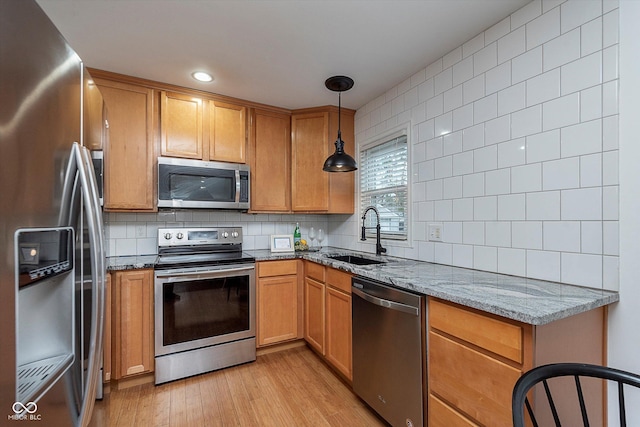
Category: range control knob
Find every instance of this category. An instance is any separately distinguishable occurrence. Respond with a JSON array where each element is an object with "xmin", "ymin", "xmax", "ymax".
[
  {"xmin": 222, "ymin": 231, "xmax": 229, "ymax": 238},
  {"xmin": 176, "ymin": 232, "xmax": 184, "ymax": 240},
  {"xmin": 164, "ymin": 232, "xmax": 172, "ymax": 240},
  {"xmin": 232, "ymin": 231, "xmax": 239, "ymax": 238}
]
